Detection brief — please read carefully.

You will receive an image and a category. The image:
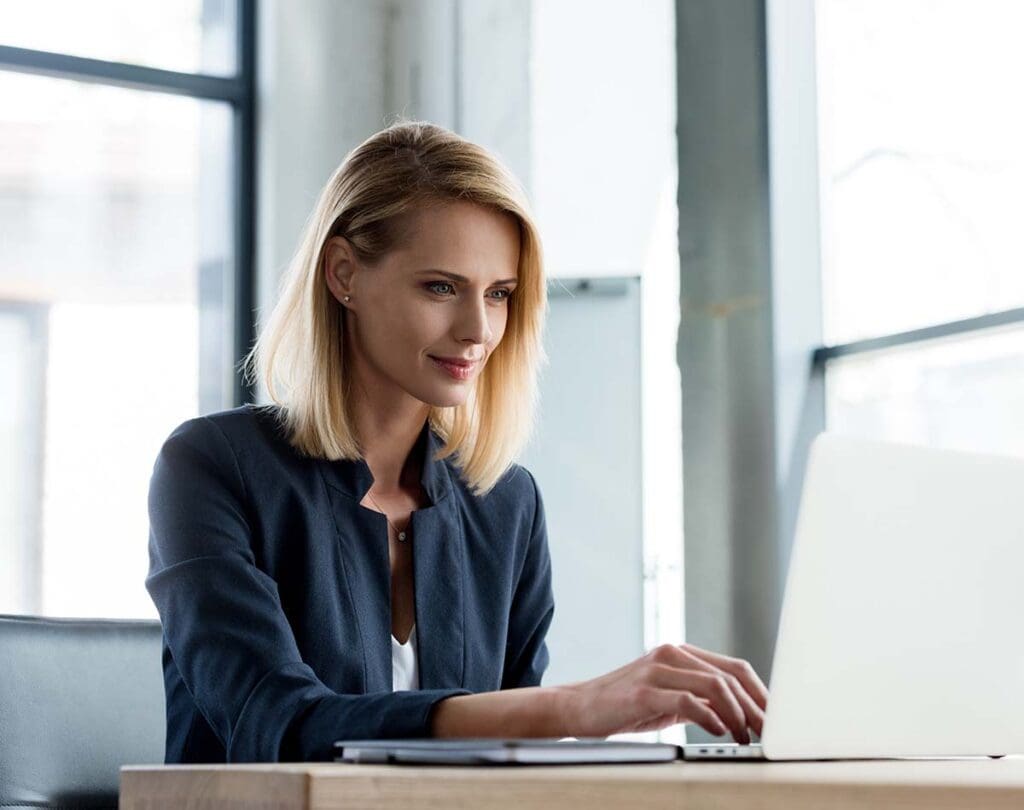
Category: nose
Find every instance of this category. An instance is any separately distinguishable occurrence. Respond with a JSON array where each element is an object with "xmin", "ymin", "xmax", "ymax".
[{"xmin": 456, "ymin": 294, "xmax": 493, "ymax": 347}]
